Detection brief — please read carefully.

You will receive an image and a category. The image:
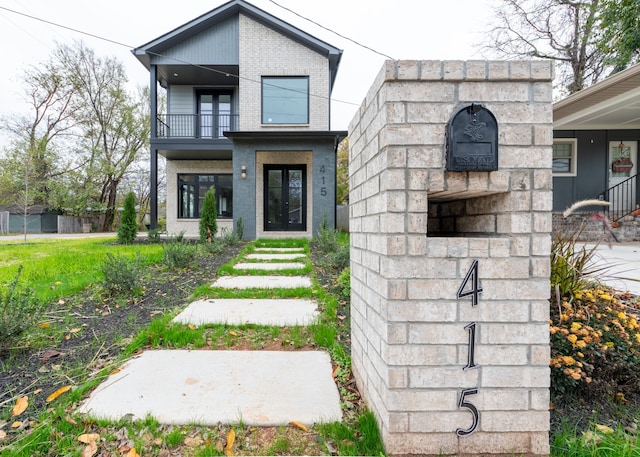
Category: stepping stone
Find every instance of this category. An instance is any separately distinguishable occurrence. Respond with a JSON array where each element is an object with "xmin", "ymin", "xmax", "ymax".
[
  {"xmin": 78, "ymin": 350, "xmax": 342, "ymax": 426},
  {"xmin": 254, "ymin": 247, "xmax": 305, "ymax": 253},
  {"xmin": 173, "ymin": 298, "xmax": 319, "ymax": 326},
  {"xmin": 233, "ymin": 262, "xmax": 306, "ymax": 271},
  {"xmin": 245, "ymin": 253, "xmax": 306, "ymax": 260},
  {"xmin": 212, "ymin": 275, "xmax": 312, "ymax": 289}
]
